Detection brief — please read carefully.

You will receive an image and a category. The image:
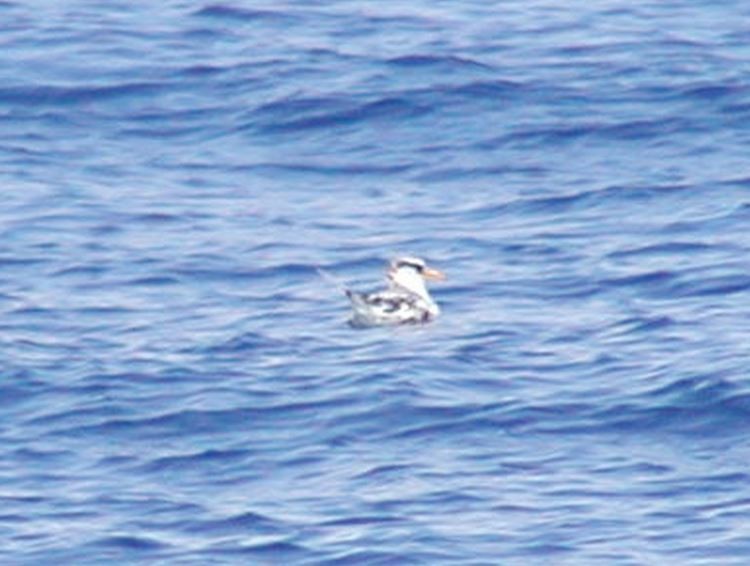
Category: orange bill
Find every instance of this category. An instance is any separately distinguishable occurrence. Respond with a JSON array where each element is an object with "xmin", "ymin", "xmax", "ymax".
[{"xmin": 423, "ymin": 266, "xmax": 446, "ymax": 281}]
